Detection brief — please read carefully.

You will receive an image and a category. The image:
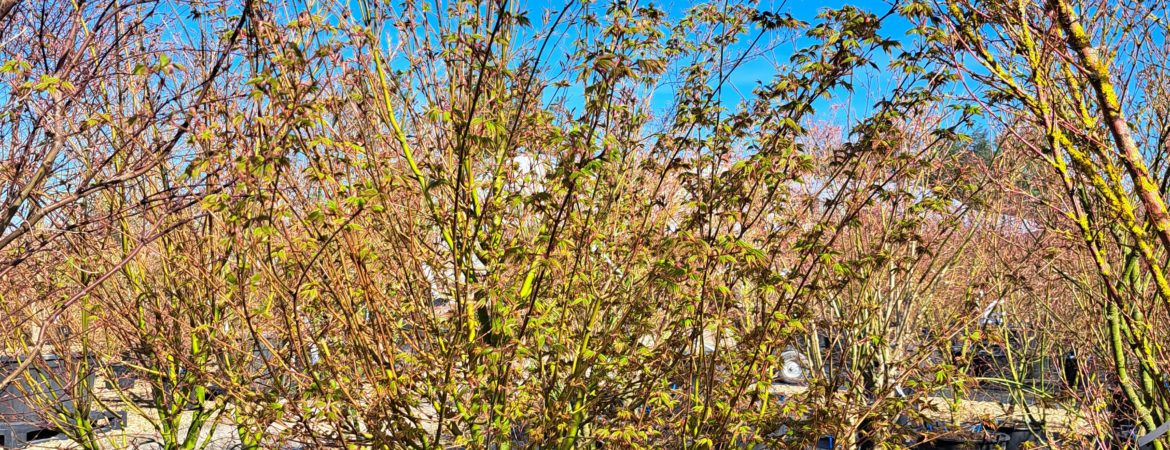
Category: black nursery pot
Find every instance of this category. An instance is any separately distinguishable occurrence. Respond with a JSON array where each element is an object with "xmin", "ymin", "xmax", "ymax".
[
  {"xmin": 0, "ymin": 354, "xmax": 91, "ymax": 424},
  {"xmin": 1111, "ymin": 423, "xmax": 1138, "ymax": 450},
  {"xmin": 922, "ymin": 433, "xmax": 1010, "ymax": 450},
  {"xmin": 997, "ymin": 420, "xmax": 1045, "ymax": 450},
  {"xmin": 109, "ymin": 363, "xmax": 137, "ymax": 390}
]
